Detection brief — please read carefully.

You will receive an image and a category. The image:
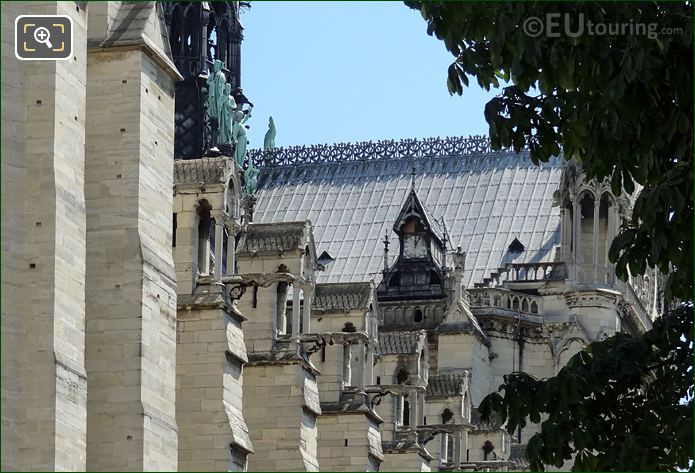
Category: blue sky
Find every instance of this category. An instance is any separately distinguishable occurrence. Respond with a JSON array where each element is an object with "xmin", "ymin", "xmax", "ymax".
[{"xmin": 241, "ymin": 1, "xmax": 501, "ymax": 148}]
